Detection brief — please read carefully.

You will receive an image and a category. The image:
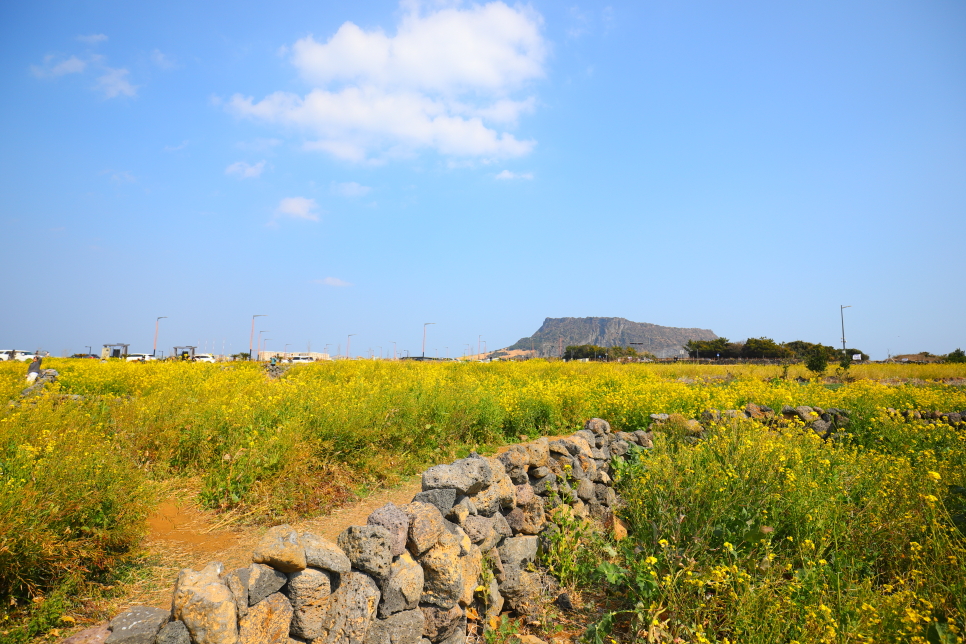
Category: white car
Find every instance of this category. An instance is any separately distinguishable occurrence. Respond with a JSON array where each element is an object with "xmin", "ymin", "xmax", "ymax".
[
  {"xmin": 125, "ymin": 353, "xmax": 157, "ymax": 362},
  {"xmin": 287, "ymin": 355, "xmax": 314, "ymax": 364},
  {"xmin": 1, "ymin": 350, "xmax": 37, "ymax": 361},
  {"xmin": 193, "ymin": 354, "xmax": 216, "ymax": 363}
]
